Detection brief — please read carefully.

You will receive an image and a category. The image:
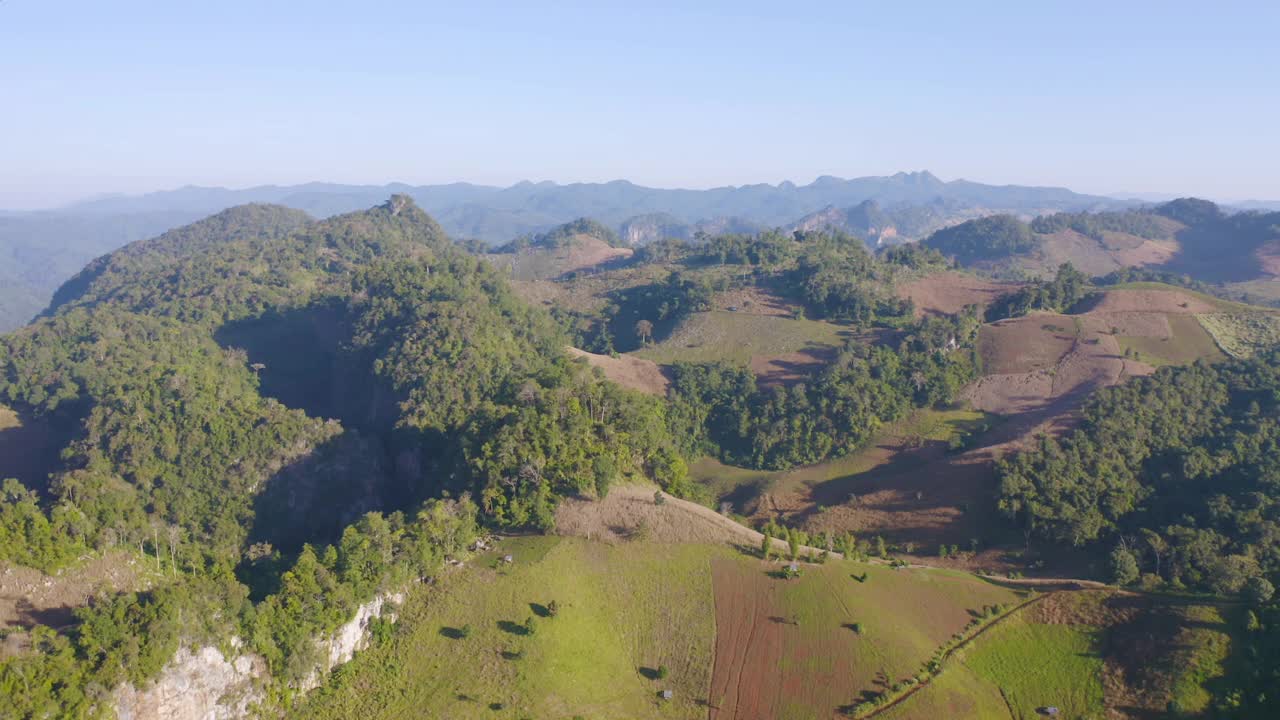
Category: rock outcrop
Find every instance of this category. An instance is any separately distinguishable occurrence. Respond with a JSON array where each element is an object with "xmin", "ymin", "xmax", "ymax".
[
  {"xmin": 114, "ymin": 592, "xmax": 403, "ymax": 719},
  {"xmin": 114, "ymin": 644, "xmax": 265, "ymax": 720}
]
